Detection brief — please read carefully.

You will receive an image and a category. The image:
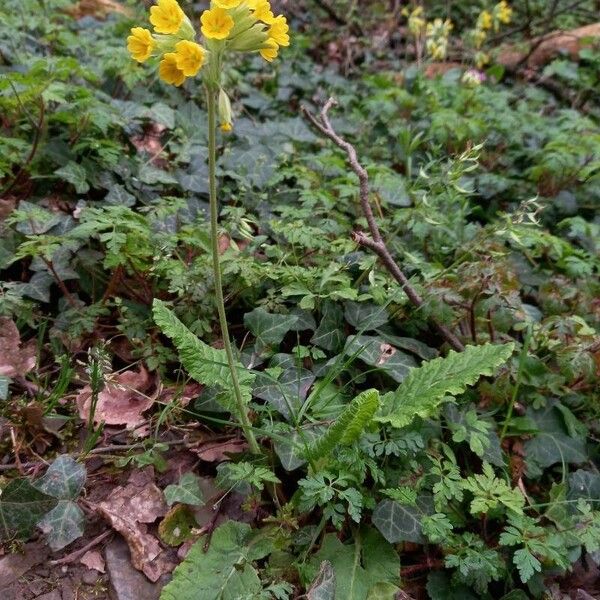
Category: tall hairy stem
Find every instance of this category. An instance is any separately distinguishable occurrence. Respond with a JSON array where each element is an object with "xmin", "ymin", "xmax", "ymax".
[{"xmin": 206, "ymin": 87, "xmax": 261, "ymax": 455}]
